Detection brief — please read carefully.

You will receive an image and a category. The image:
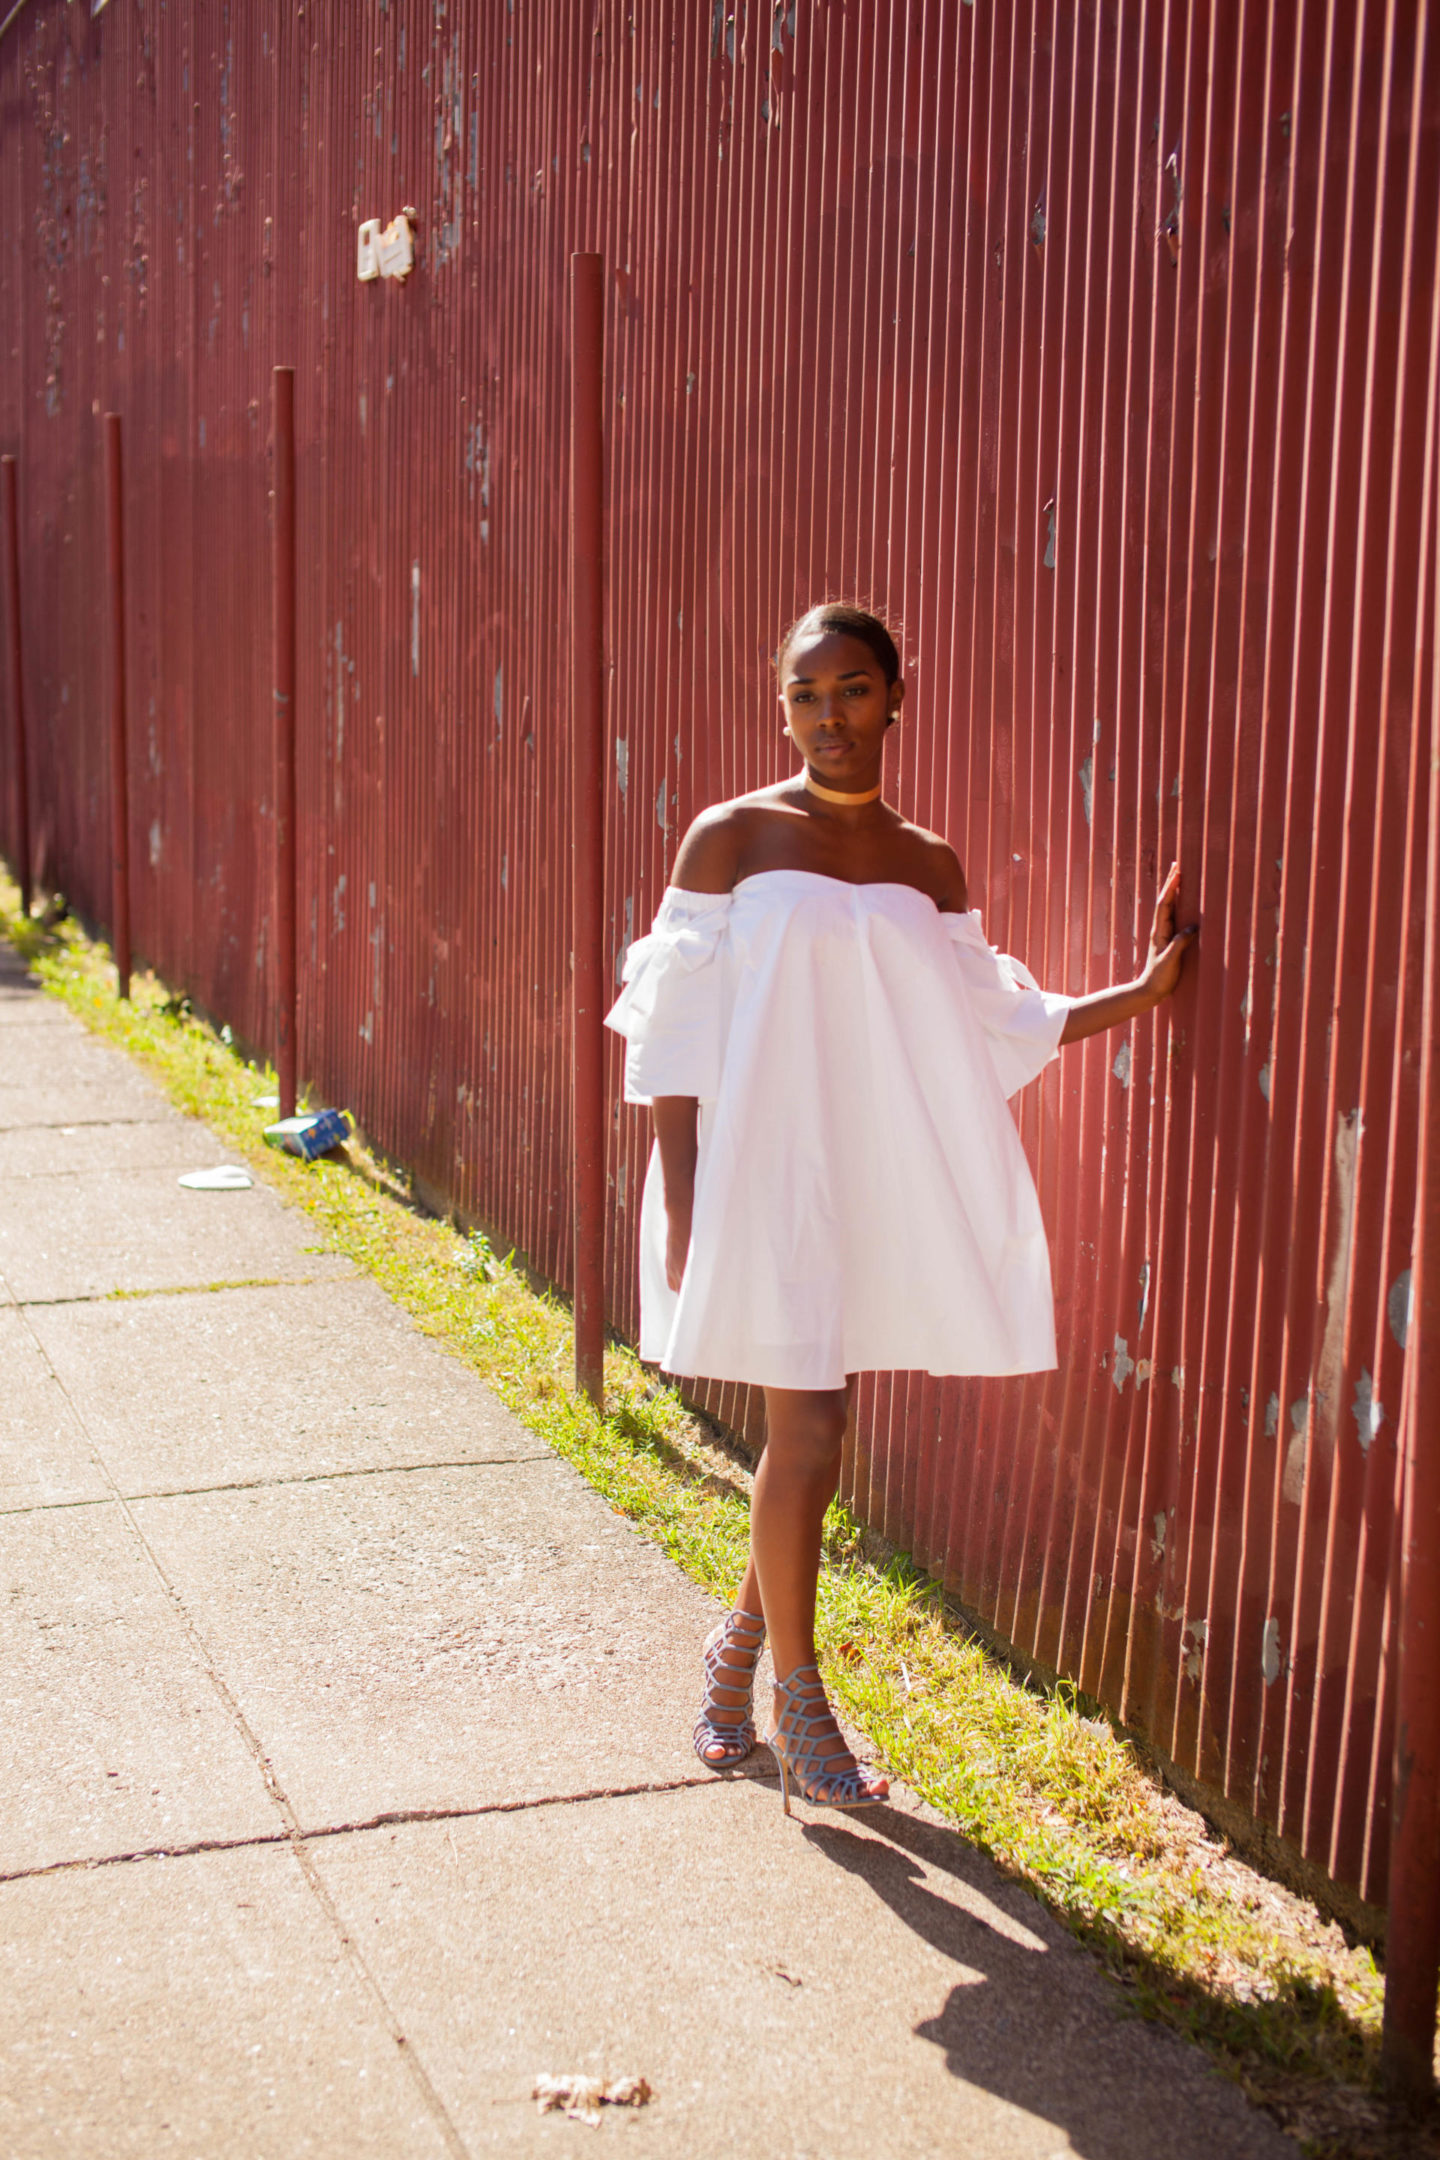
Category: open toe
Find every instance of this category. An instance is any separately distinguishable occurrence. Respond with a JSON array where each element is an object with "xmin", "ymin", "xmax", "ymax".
[
  {"xmin": 692, "ymin": 1607, "xmax": 766, "ymax": 1770},
  {"xmin": 764, "ymin": 1665, "xmax": 888, "ymax": 1814}
]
